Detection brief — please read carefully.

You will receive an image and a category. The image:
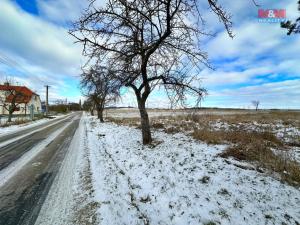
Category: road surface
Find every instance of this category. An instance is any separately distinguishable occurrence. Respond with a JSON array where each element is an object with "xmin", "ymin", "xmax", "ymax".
[{"xmin": 0, "ymin": 112, "xmax": 82, "ymax": 225}]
